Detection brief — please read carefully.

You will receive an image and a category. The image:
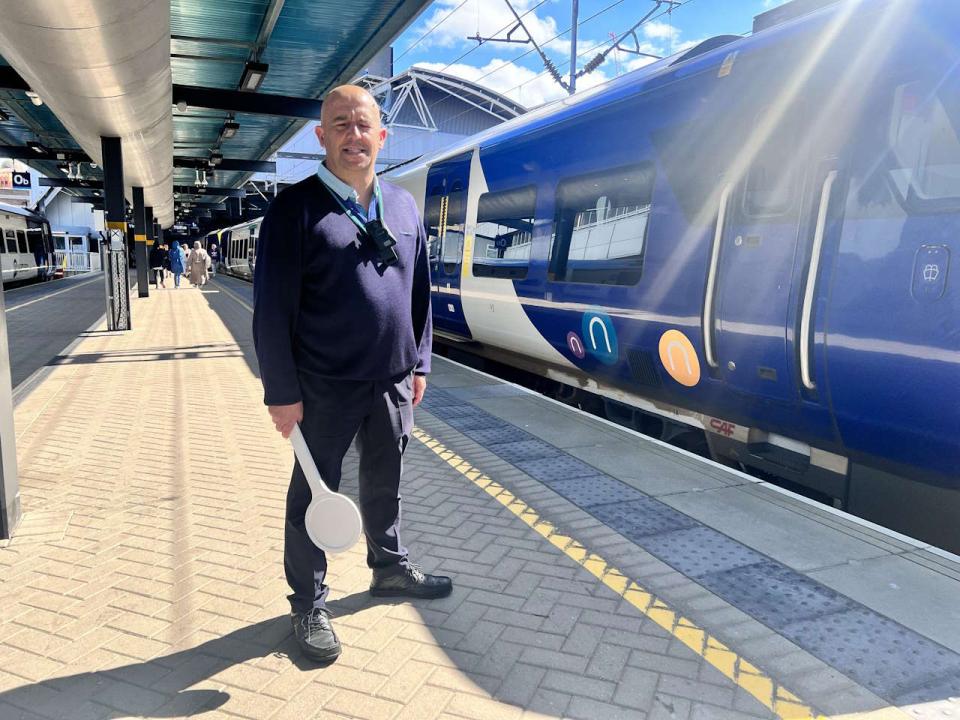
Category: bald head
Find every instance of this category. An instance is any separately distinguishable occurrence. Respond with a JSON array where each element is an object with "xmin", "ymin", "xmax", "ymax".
[
  {"xmin": 315, "ymin": 84, "xmax": 386, "ymax": 187},
  {"xmin": 322, "ymin": 85, "xmax": 380, "ymax": 122}
]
